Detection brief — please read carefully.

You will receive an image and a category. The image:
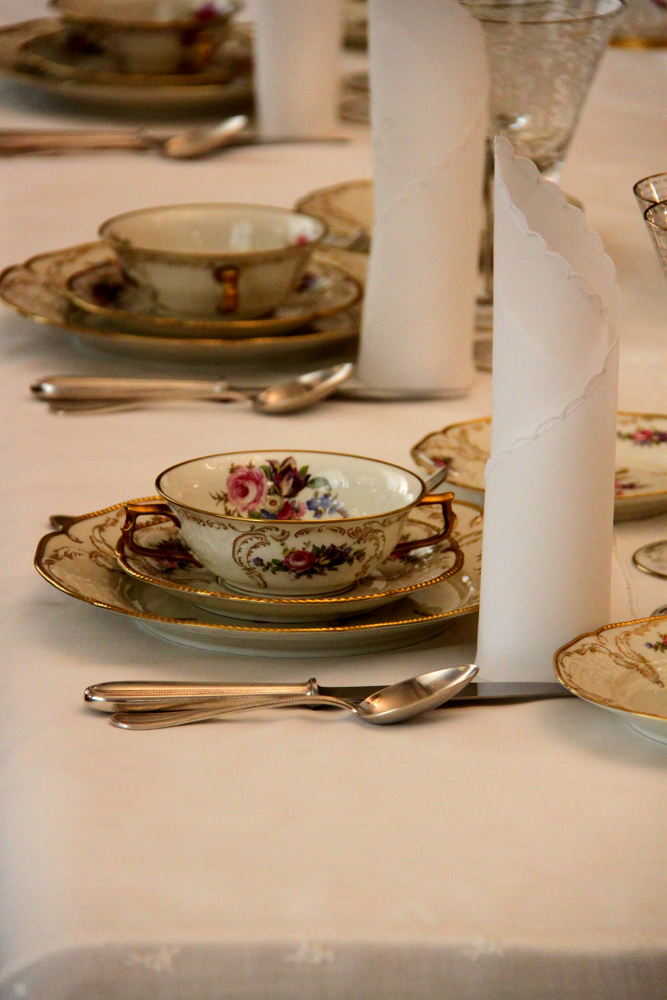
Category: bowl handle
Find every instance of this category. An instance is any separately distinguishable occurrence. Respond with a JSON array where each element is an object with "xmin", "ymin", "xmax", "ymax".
[
  {"xmin": 391, "ymin": 492, "xmax": 457, "ymax": 557},
  {"xmin": 214, "ymin": 265, "xmax": 240, "ymax": 314},
  {"xmin": 120, "ymin": 501, "xmax": 202, "ymax": 566}
]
